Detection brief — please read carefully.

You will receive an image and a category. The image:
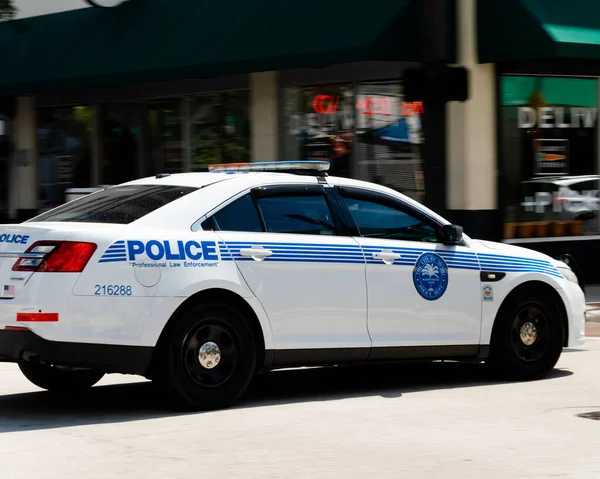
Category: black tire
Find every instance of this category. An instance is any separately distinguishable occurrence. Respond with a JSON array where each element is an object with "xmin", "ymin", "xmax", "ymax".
[
  {"xmin": 18, "ymin": 362, "xmax": 105, "ymax": 392},
  {"xmin": 487, "ymin": 289, "xmax": 565, "ymax": 381},
  {"xmin": 154, "ymin": 302, "xmax": 257, "ymax": 411}
]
